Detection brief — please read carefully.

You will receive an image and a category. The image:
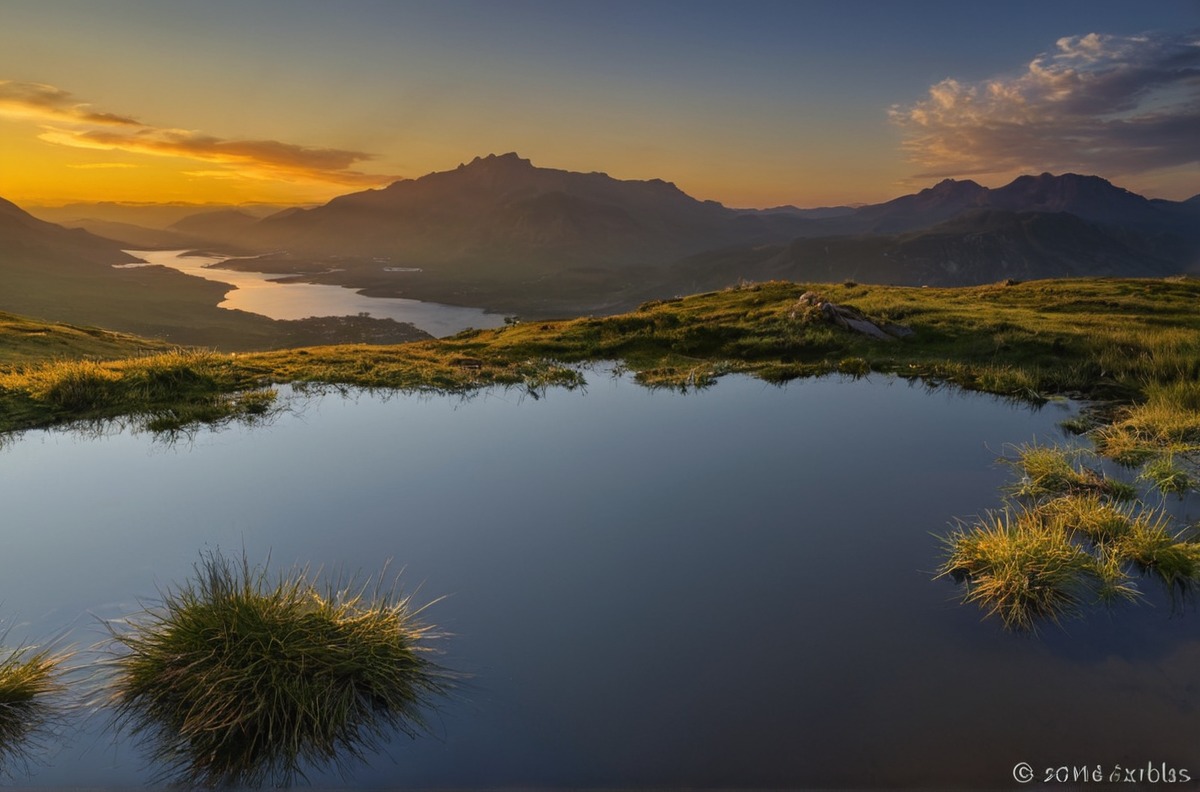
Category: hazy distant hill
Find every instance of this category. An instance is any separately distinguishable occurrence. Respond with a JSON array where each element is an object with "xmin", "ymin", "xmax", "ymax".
[
  {"xmin": 833, "ymin": 178, "xmax": 991, "ymax": 234},
  {"xmin": 664, "ymin": 209, "xmax": 1183, "ymax": 292},
  {"xmin": 50, "ymin": 218, "xmax": 202, "ymax": 249},
  {"xmin": 26, "ymin": 202, "xmax": 294, "ymax": 252},
  {"xmin": 30, "ymin": 201, "xmax": 296, "ymax": 230},
  {"xmin": 169, "ymin": 209, "xmax": 263, "ymax": 242},
  {"xmin": 0, "ymin": 196, "xmax": 322, "ymax": 348}
]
